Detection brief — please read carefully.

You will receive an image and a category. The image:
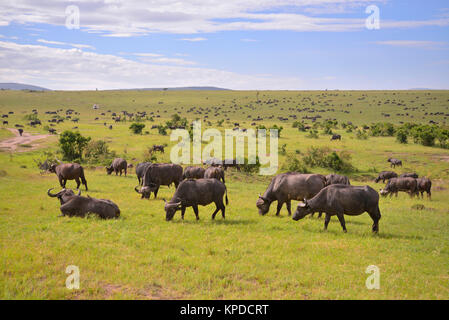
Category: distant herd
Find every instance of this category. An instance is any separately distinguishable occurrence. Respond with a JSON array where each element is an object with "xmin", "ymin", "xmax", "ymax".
[{"xmin": 46, "ymin": 155, "xmax": 432, "ymax": 234}]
